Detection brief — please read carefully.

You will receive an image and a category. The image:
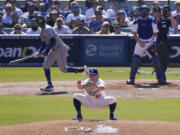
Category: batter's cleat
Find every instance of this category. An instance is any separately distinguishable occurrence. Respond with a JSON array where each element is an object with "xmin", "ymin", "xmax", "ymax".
[
  {"xmin": 110, "ymin": 115, "xmax": 117, "ymax": 120},
  {"xmin": 158, "ymin": 80, "xmax": 167, "ymax": 85},
  {"xmin": 126, "ymin": 80, "xmax": 135, "ymax": 85},
  {"xmin": 83, "ymin": 65, "xmax": 88, "ymax": 75},
  {"xmin": 72, "ymin": 114, "xmax": 83, "ymax": 121},
  {"xmin": 40, "ymin": 85, "xmax": 54, "ymax": 92}
]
